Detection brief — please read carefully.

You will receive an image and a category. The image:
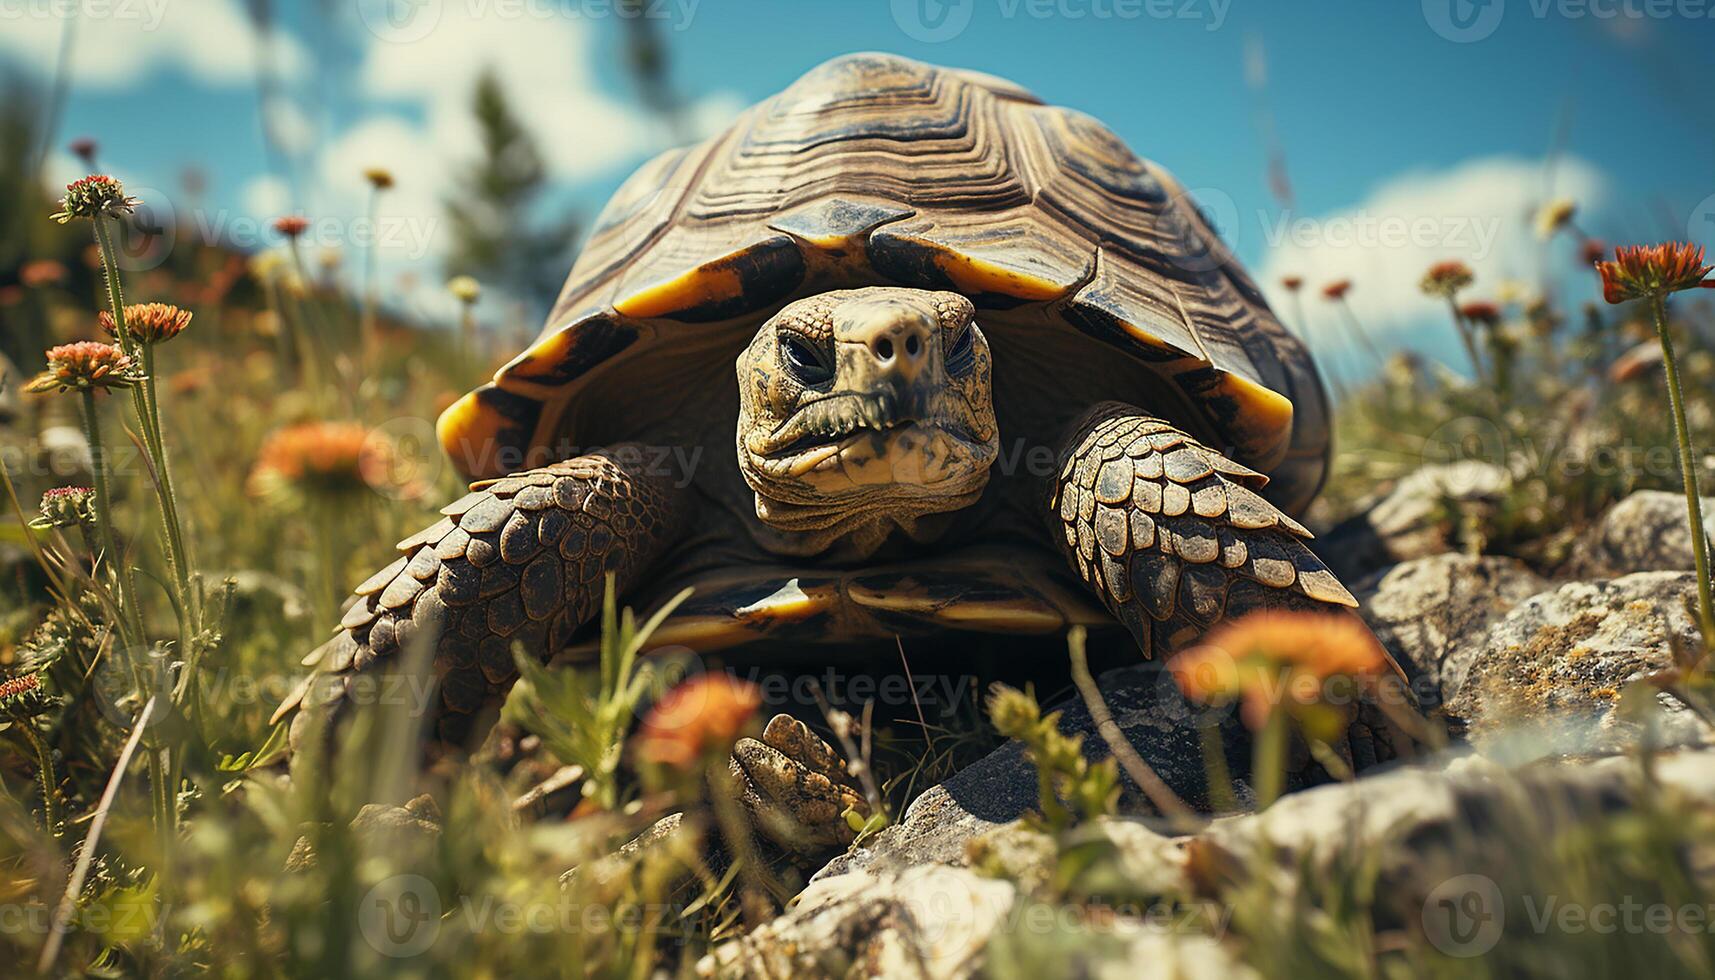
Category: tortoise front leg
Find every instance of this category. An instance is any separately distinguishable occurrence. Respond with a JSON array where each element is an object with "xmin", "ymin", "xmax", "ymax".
[
  {"xmin": 276, "ymin": 446, "xmax": 690, "ymax": 754},
  {"xmin": 1049, "ymin": 401, "xmax": 1358, "ymax": 659}
]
